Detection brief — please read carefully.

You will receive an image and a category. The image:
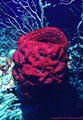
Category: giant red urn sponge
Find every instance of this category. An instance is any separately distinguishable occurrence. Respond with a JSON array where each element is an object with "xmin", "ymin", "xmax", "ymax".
[{"xmin": 12, "ymin": 27, "xmax": 68, "ymax": 98}]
